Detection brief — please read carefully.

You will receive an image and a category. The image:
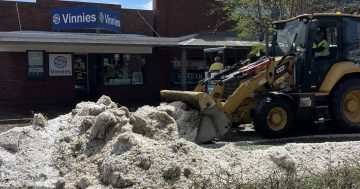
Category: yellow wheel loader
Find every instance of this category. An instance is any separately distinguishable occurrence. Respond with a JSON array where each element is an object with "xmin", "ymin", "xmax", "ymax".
[{"xmin": 161, "ymin": 13, "xmax": 360, "ymax": 143}]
